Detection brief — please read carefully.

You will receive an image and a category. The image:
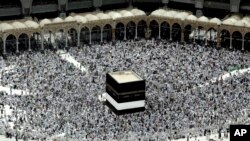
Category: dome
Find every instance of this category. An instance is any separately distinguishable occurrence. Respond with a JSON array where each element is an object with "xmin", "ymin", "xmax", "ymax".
[
  {"xmin": 242, "ymin": 18, "xmax": 250, "ymax": 27},
  {"xmin": 230, "ymin": 14, "xmax": 242, "ymax": 21},
  {"xmin": 210, "ymin": 18, "xmax": 221, "ymax": 25},
  {"xmin": 52, "ymin": 17, "xmax": 64, "ymax": 23},
  {"xmin": 74, "ymin": 15, "xmax": 87, "ymax": 23},
  {"xmin": 222, "ymin": 18, "xmax": 236, "ymax": 25},
  {"xmin": 163, "ymin": 12, "xmax": 173, "ymax": 18},
  {"xmin": 65, "ymin": 16, "xmax": 75, "ymax": 22},
  {"xmin": 0, "ymin": 23, "xmax": 14, "ymax": 31},
  {"xmin": 234, "ymin": 21, "xmax": 245, "ymax": 27},
  {"xmin": 130, "ymin": 9, "xmax": 146, "ymax": 16},
  {"xmin": 198, "ymin": 16, "xmax": 209, "ymax": 22},
  {"xmin": 108, "ymin": 11, "xmax": 122, "ymax": 20},
  {"xmin": 151, "ymin": 9, "xmax": 166, "ymax": 16},
  {"xmin": 168, "ymin": 10, "xmax": 178, "ymax": 17},
  {"xmin": 40, "ymin": 19, "xmax": 51, "ymax": 27},
  {"xmin": 12, "ymin": 21, "xmax": 27, "ymax": 29},
  {"xmin": 24, "ymin": 20, "xmax": 39, "ymax": 29},
  {"xmin": 175, "ymin": 12, "xmax": 189, "ymax": 21},
  {"xmin": 244, "ymin": 15, "xmax": 250, "ymax": 20},
  {"xmin": 222, "ymin": 19, "xmax": 233, "ymax": 25},
  {"xmin": 120, "ymin": 10, "xmax": 134, "ymax": 17},
  {"xmin": 85, "ymin": 14, "xmax": 99, "ymax": 21},
  {"xmin": 242, "ymin": 16, "xmax": 250, "ymax": 25},
  {"xmin": 186, "ymin": 15, "xmax": 197, "ymax": 21},
  {"xmin": 96, "ymin": 13, "xmax": 111, "ymax": 20}
]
